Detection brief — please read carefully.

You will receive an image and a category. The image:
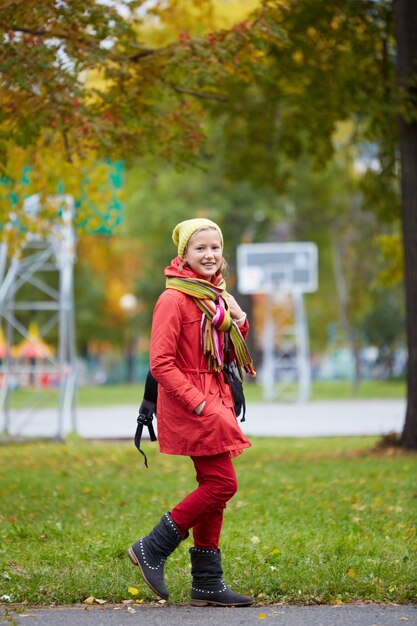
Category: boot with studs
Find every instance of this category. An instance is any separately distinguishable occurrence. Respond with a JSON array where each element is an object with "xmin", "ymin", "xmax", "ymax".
[
  {"xmin": 128, "ymin": 512, "xmax": 187, "ymax": 600},
  {"xmin": 190, "ymin": 547, "xmax": 253, "ymax": 607}
]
